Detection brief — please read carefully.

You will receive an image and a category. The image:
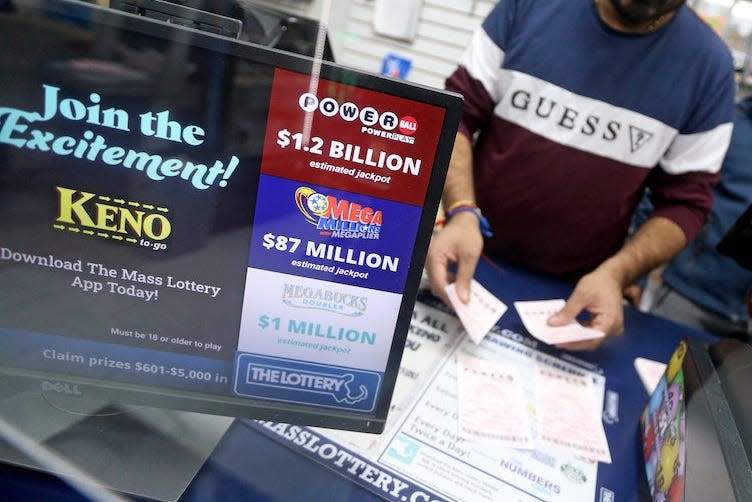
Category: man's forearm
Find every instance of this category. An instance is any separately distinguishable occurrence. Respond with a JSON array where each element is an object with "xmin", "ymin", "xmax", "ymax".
[
  {"xmin": 599, "ymin": 216, "xmax": 687, "ymax": 288},
  {"xmin": 442, "ymin": 132, "xmax": 476, "ymax": 208}
]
